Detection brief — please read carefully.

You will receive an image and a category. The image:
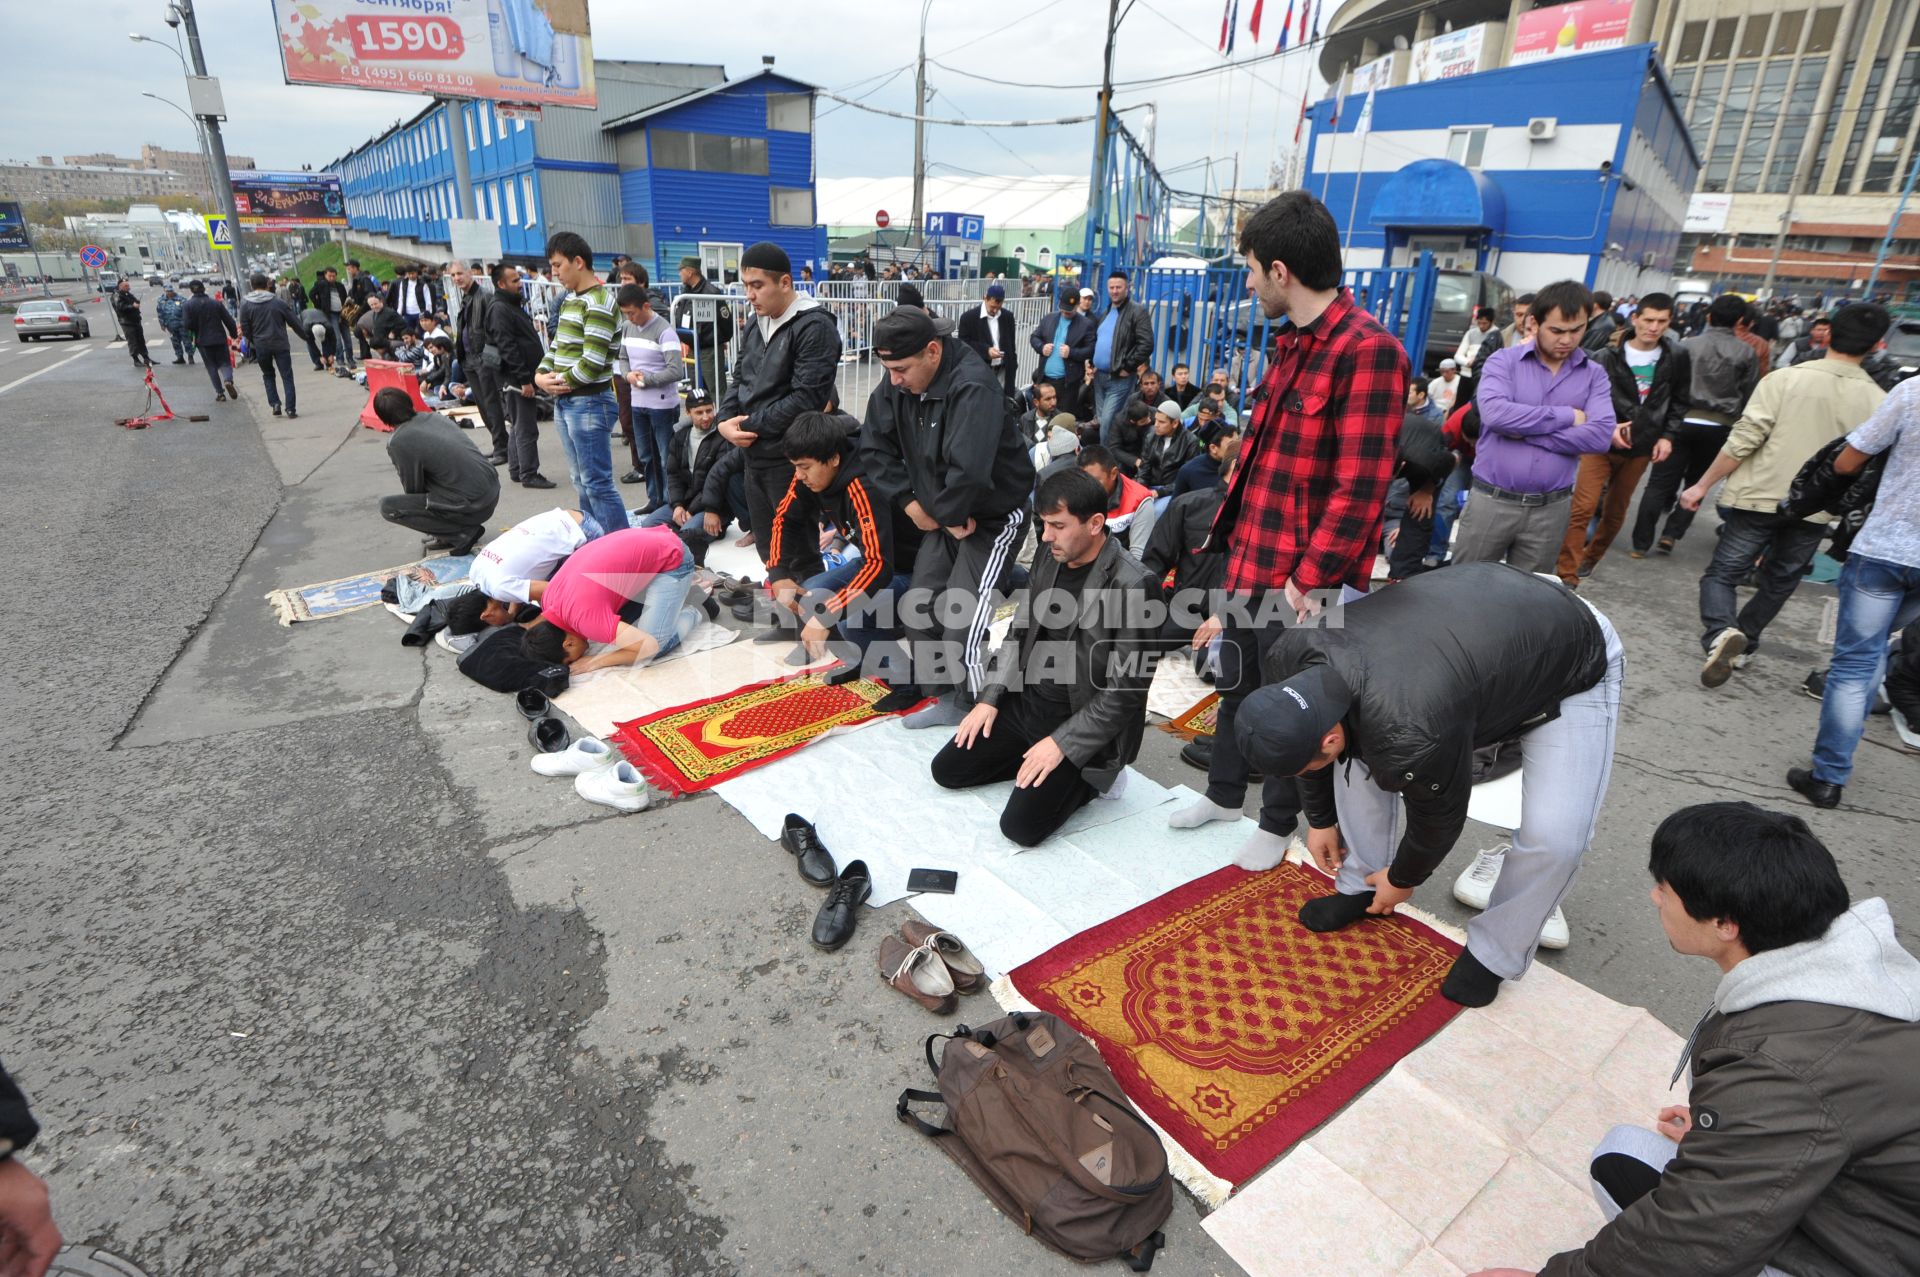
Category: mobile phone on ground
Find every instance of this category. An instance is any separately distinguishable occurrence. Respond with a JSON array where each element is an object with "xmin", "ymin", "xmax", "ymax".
[{"xmin": 907, "ymin": 867, "xmax": 959, "ymax": 894}]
